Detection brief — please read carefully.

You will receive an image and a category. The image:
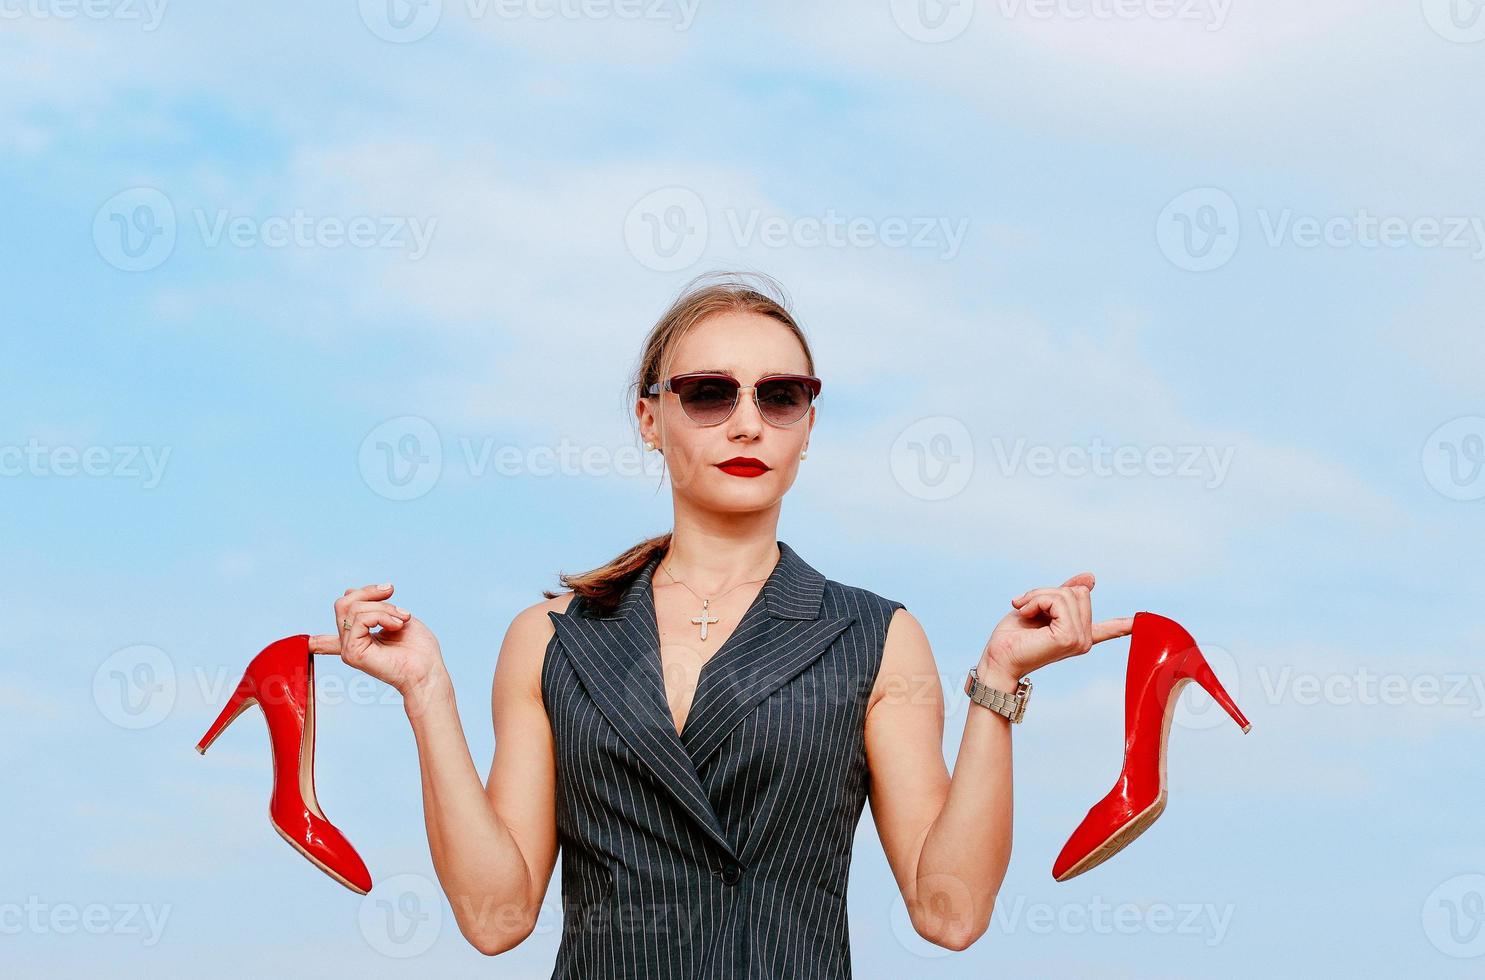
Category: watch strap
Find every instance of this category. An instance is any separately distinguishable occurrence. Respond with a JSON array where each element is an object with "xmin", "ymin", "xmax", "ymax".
[{"xmin": 964, "ymin": 667, "xmax": 1031, "ymax": 723}]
